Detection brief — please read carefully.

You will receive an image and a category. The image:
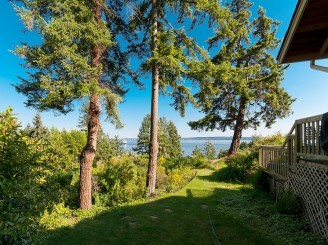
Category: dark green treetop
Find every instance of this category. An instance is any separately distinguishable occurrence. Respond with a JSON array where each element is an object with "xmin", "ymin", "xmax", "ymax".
[
  {"xmin": 167, "ymin": 120, "xmax": 182, "ymax": 158},
  {"xmin": 29, "ymin": 112, "xmax": 48, "ymax": 141},
  {"xmin": 189, "ymin": 0, "xmax": 294, "ymax": 154},
  {"xmin": 133, "ymin": 114, "xmax": 151, "ymax": 154},
  {"xmin": 133, "ymin": 114, "xmax": 182, "ymax": 157},
  {"xmin": 13, "ymin": 0, "xmax": 138, "ymax": 125}
]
